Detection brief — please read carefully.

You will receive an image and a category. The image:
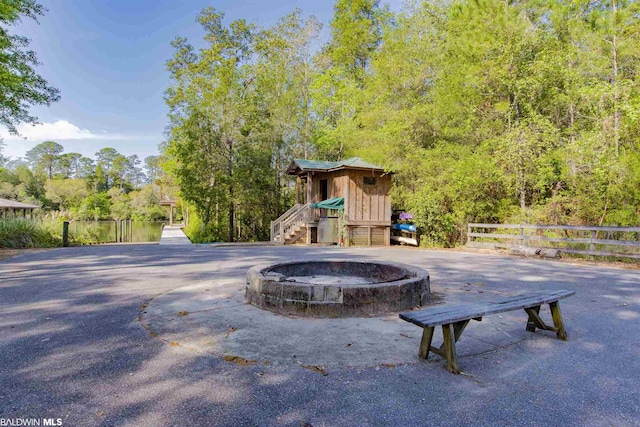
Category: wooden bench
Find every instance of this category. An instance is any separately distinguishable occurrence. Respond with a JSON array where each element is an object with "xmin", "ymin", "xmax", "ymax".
[{"xmin": 399, "ymin": 290, "xmax": 575, "ymax": 374}]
